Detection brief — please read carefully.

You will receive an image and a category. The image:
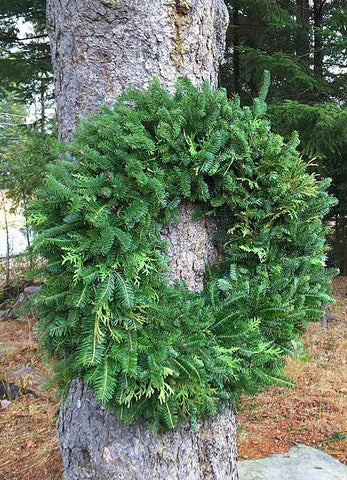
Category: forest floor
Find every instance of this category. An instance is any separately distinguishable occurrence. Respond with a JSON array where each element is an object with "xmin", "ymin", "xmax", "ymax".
[{"xmin": 0, "ymin": 278, "xmax": 346, "ymax": 480}]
